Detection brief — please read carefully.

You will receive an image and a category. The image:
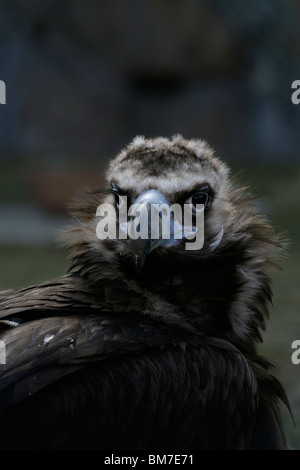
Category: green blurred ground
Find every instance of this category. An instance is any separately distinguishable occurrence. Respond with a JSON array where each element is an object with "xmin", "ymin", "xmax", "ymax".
[
  {"xmin": 238, "ymin": 165, "xmax": 300, "ymax": 450},
  {"xmin": 0, "ymin": 162, "xmax": 299, "ymax": 449}
]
